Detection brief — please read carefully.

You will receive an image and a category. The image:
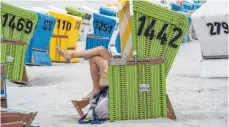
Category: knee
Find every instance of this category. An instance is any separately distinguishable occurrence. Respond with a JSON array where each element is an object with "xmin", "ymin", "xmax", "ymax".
[
  {"xmin": 89, "ymin": 57, "xmax": 95, "ymax": 63},
  {"xmin": 89, "ymin": 56, "xmax": 99, "ymax": 63},
  {"xmin": 97, "ymin": 46, "xmax": 107, "ymax": 52}
]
